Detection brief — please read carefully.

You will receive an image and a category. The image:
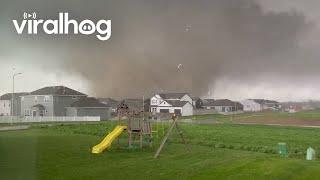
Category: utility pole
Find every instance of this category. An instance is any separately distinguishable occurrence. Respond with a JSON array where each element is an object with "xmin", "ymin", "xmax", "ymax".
[
  {"xmin": 12, "ymin": 72, "xmax": 22, "ymax": 116},
  {"xmin": 142, "ymin": 95, "xmax": 145, "ymax": 121}
]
